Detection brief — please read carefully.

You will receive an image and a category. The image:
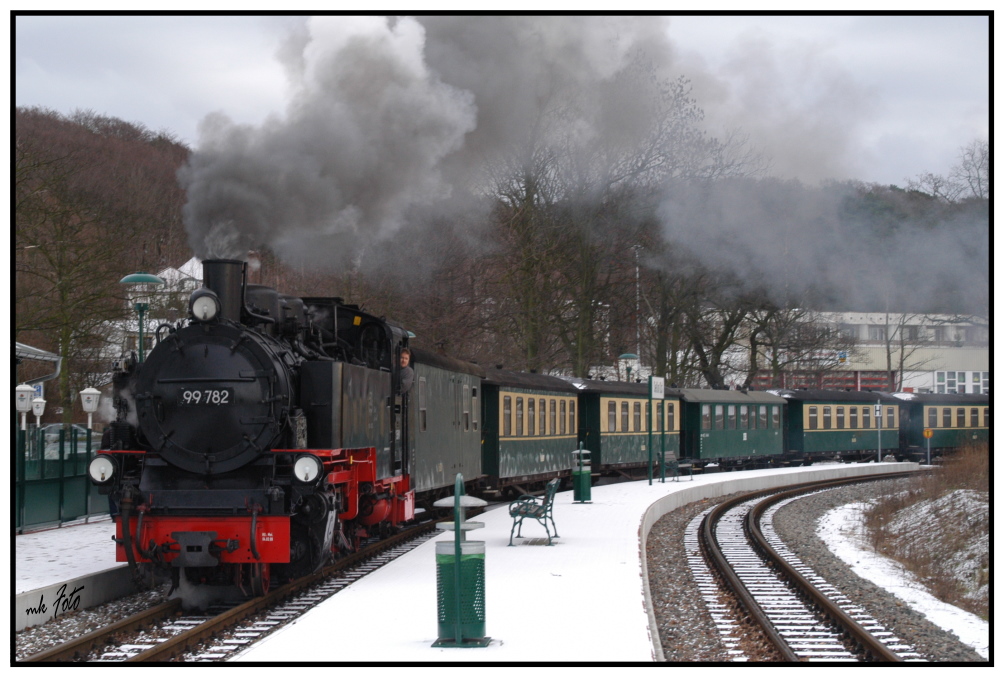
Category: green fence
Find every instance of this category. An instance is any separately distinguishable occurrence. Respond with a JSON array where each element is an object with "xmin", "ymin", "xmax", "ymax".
[{"xmin": 15, "ymin": 425, "xmax": 110, "ymax": 533}]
